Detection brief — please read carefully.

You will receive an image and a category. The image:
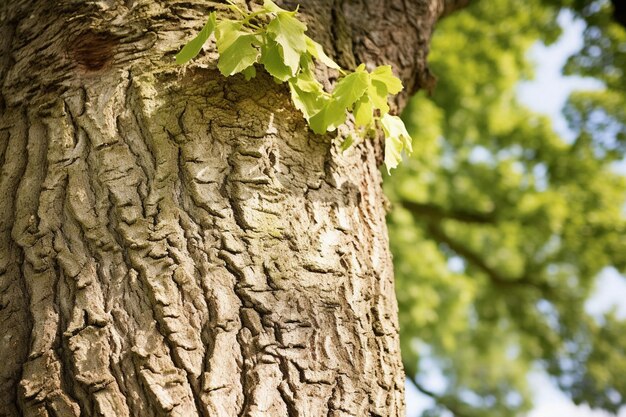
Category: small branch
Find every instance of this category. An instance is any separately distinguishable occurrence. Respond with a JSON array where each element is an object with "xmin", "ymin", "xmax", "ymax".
[{"xmin": 401, "ymin": 200, "xmax": 496, "ymax": 224}]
